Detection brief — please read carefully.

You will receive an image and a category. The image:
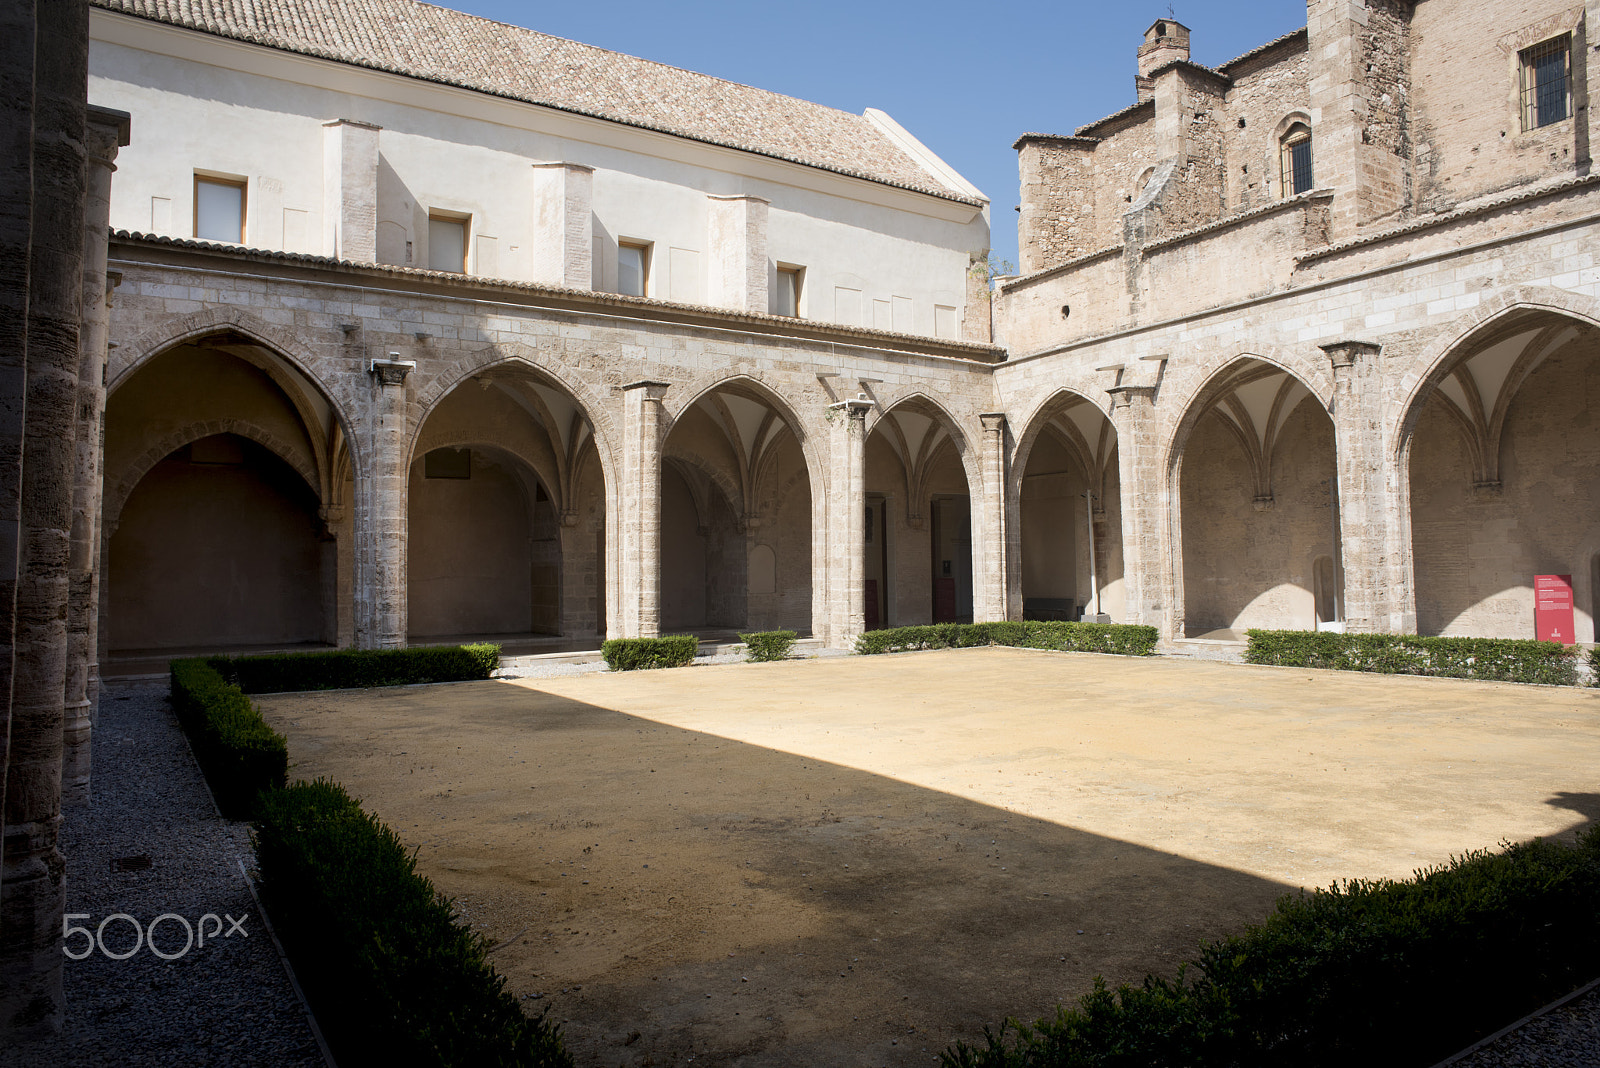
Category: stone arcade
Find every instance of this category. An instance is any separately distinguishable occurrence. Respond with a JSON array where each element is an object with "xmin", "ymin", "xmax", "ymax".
[{"xmin": 5, "ymin": 0, "xmax": 1600, "ymax": 1038}]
